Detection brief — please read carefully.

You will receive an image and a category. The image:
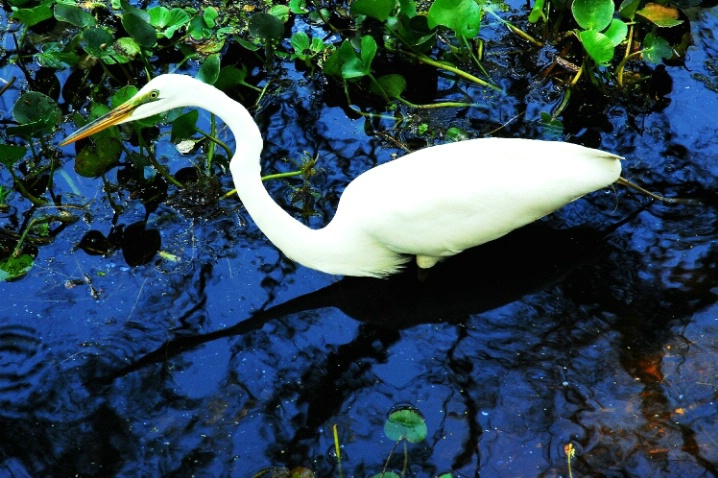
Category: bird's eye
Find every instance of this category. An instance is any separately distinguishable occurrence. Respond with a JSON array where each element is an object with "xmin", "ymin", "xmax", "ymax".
[{"xmin": 149, "ymin": 90, "xmax": 160, "ymax": 99}]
